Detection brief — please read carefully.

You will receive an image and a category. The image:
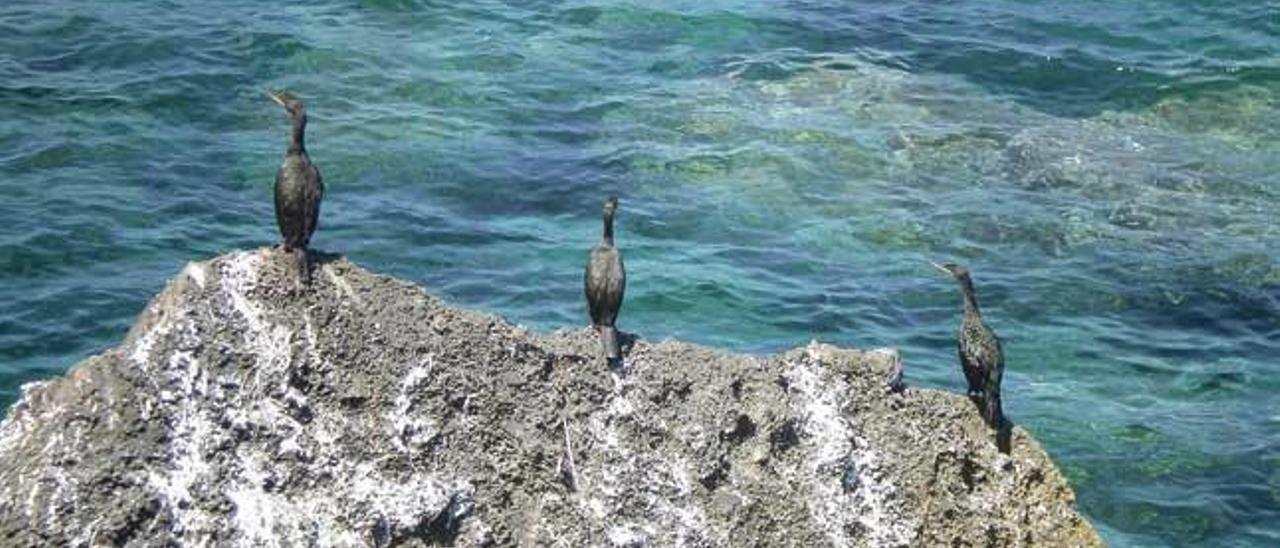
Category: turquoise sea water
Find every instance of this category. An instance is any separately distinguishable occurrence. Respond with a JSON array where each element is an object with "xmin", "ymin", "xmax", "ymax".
[{"xmin": 1, "ymin": 1, "xmax": 1277, "ymax": 544}]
